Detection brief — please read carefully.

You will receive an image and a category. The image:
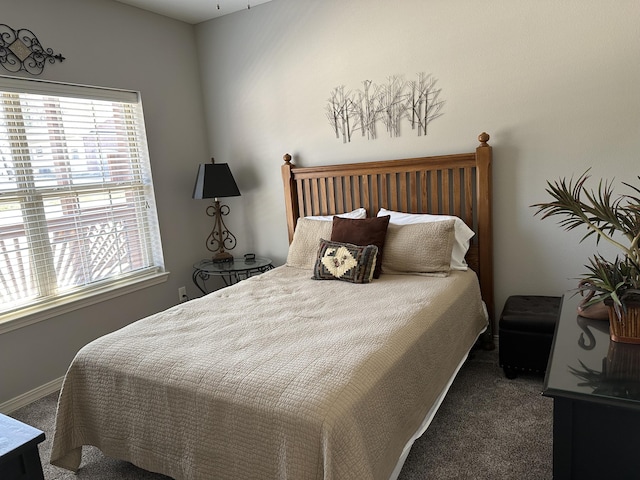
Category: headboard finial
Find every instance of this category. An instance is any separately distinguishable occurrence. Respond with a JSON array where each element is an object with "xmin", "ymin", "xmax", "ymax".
[
  {"xmin": 283, "ymin": 153, "xmax": 292, "ymax": 165},
  {"xmin": 478, "ymin": 132, "xmax": 490, "ymax": 146}
]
